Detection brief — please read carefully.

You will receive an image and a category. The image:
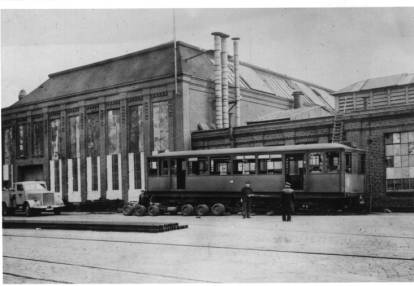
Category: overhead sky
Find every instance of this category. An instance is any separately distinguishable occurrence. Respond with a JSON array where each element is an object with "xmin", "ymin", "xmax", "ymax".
[{"xmin": 1, "ymin": 8, "xmax": 414, "ymax": 107}]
